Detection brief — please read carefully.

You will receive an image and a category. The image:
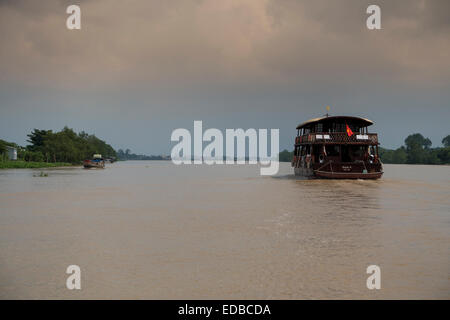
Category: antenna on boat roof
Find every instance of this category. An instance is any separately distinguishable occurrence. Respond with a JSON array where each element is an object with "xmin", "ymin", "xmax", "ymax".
[{"xmin": 325, "ymin": 105, "xmax": 330, "ymax": 117}]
